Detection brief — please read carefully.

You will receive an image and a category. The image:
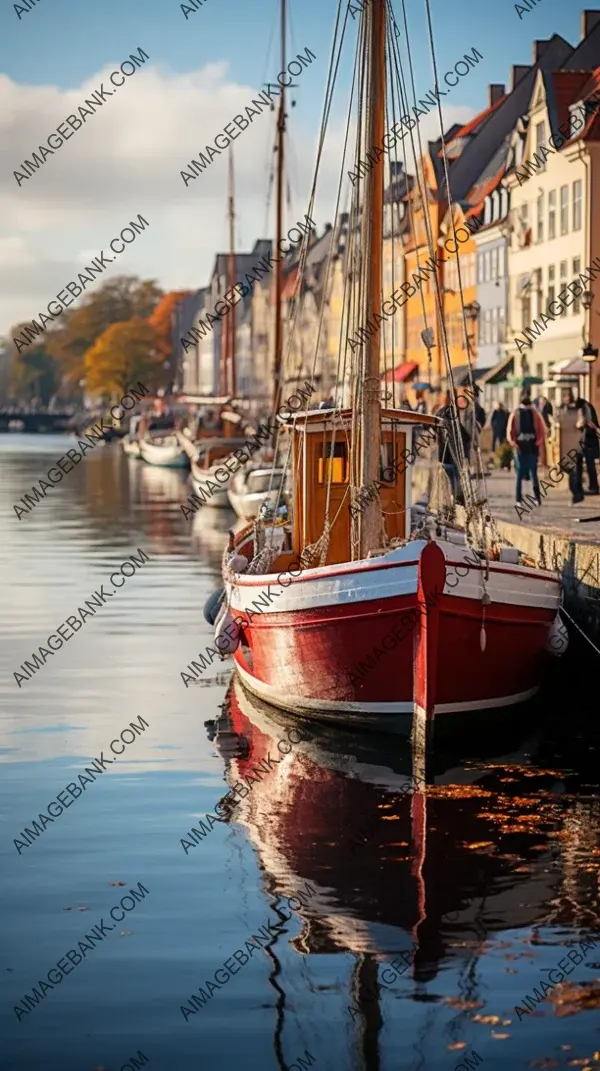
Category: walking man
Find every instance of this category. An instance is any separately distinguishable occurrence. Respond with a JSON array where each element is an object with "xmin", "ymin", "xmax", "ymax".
[
  {"xmin": 507, "ymin": 392, "xmax": 546, "ymax": 506},
  {"xmin": 437, "ymin": 392, "xmax": 471, "ymax": 502},
  {"xmin": 491, "ymin": 402, "xmax": 508, "ymax": 450},
  {"xmin": 570, "ymin": 397, "xmax": 600, "ymax": 503}
]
